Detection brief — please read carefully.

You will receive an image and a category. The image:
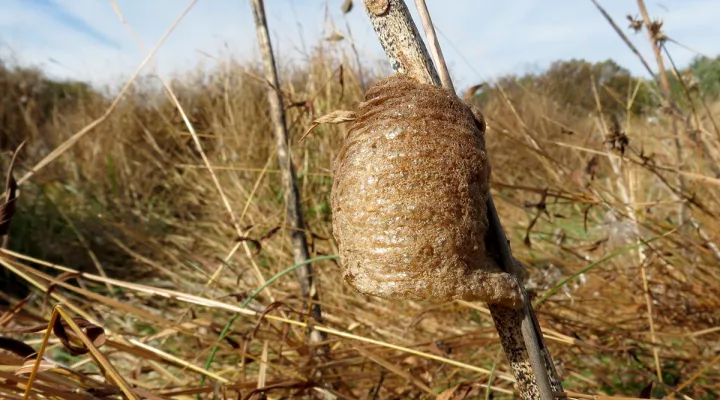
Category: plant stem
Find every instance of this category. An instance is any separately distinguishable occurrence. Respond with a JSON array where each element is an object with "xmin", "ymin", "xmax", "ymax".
[{"xmin": 249, "ymin": 0, "xmax": 326, "ymax": 347}]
